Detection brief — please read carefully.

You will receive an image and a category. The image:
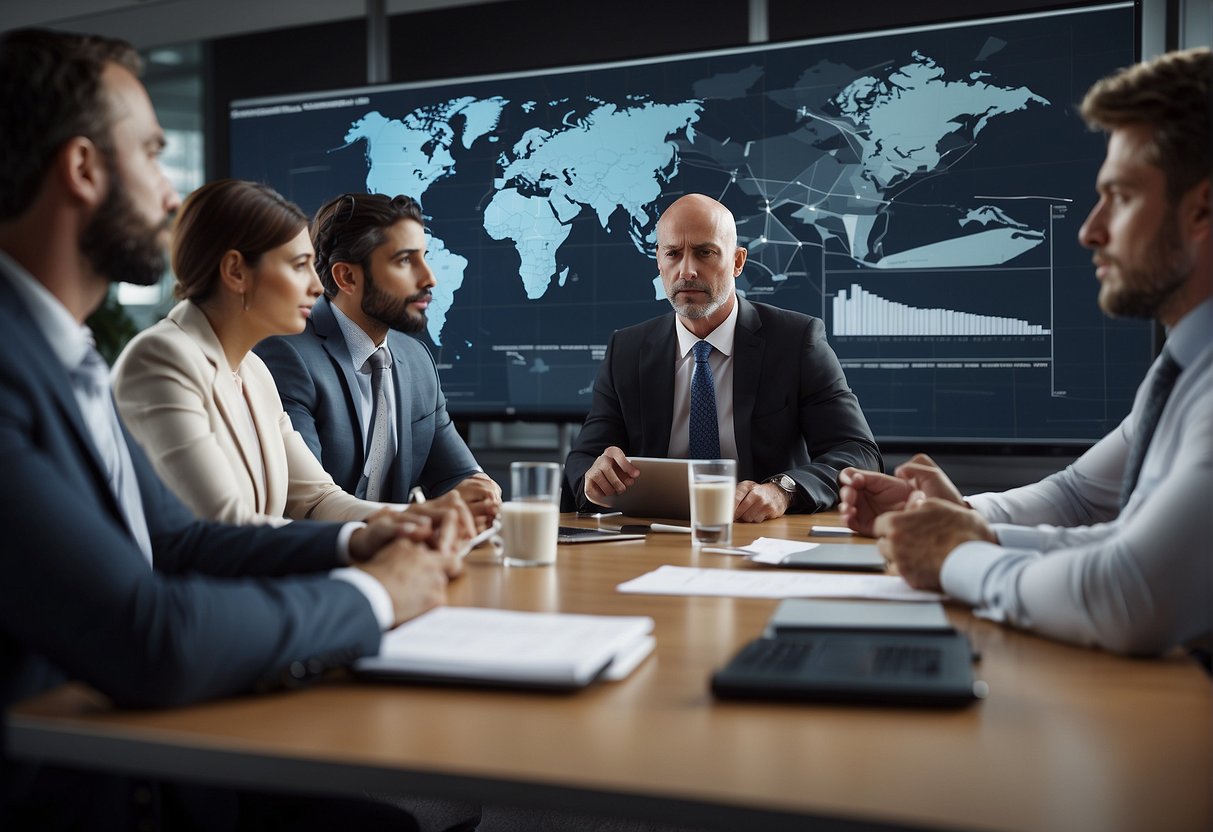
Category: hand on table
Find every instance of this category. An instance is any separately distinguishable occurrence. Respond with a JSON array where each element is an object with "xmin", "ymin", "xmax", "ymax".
[{"xmin": 734, "ymin": 480, "xmax": 792, "ymax": 522}]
